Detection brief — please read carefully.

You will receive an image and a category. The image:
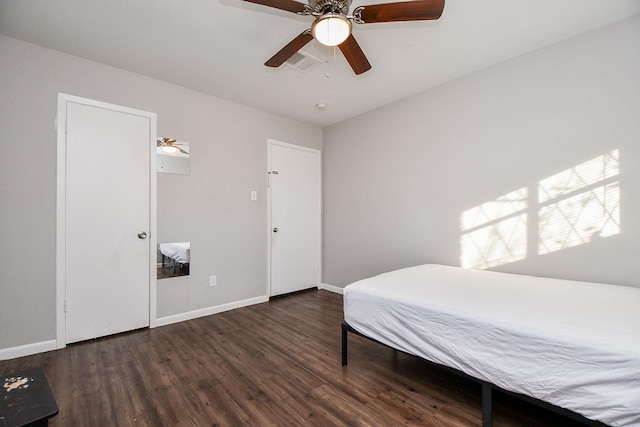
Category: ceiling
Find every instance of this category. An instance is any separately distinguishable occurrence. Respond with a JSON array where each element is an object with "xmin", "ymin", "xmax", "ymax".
[{"xmin": 1, "ymin": 0, "xmax": 639, "ymax": 128}]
